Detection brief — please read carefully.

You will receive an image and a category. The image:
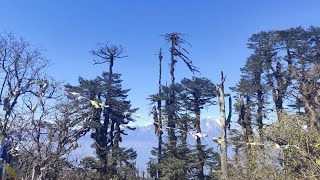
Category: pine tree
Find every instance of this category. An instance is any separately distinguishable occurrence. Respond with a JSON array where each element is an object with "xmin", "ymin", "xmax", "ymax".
[
  {"xmin": 248, "ymin": 31, "xmax": 292, "ymax": 121},
  {"xmin": 163, "ymin": 32, "xmax": 198, "ymax": 154},
  {"xmin": 66, "ymin": 43, "xmax": 137, "ymax": 179},
  {"xmin": 181, "ymin": 77, "xmax": 216, "ymax": 179}
]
